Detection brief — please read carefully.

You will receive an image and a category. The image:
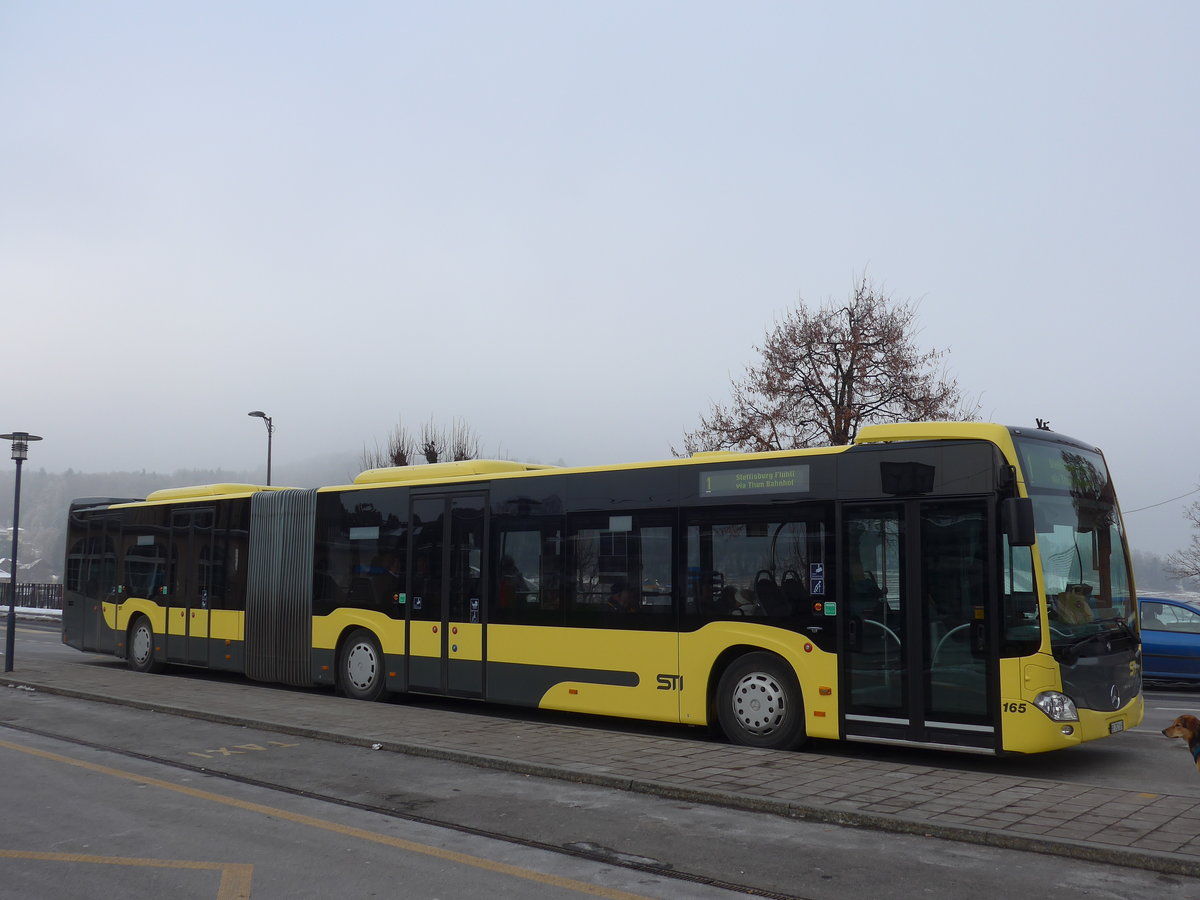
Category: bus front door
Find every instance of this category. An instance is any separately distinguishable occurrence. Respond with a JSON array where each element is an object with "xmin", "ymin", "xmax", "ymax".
[
  {"xmin": 407, "ymin": 494, "xmax": 486, "ymax": 698},
  {"xmin": 841, "ymin": 500, "xmax": 996, "ymax": 752}
]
